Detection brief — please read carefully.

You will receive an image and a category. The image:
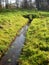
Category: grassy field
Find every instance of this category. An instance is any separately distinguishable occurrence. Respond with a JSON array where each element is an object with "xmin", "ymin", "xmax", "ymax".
[
  {"xmin": 0, "ymin": 10, "xmax": 28, "ymax": 58},
  {"xmin": 0, "ymin": 9, "xmax": 49, "ymax": 64},
  {"xmin": 18, "ymin": 11, "xmax": 49, "ymax": 65}
]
